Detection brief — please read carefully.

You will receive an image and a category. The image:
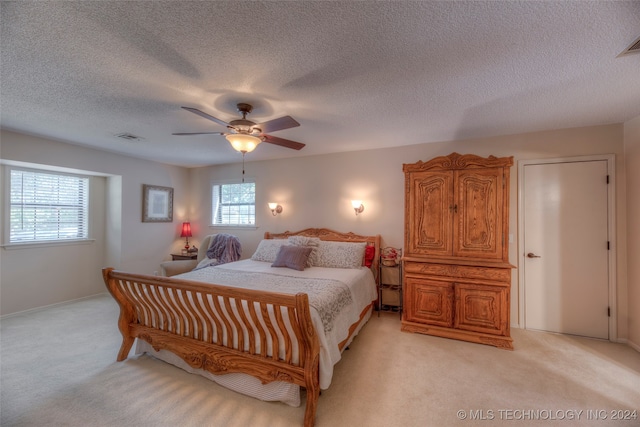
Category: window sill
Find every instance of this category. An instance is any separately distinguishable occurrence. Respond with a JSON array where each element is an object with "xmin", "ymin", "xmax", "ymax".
[
  {"xmin": 210, "ymin": 225, "xmax": 258, "ymax": 231},
  {"xmin": 1, "ymin": 239, "xmax": 96, "ymax": 250}
]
